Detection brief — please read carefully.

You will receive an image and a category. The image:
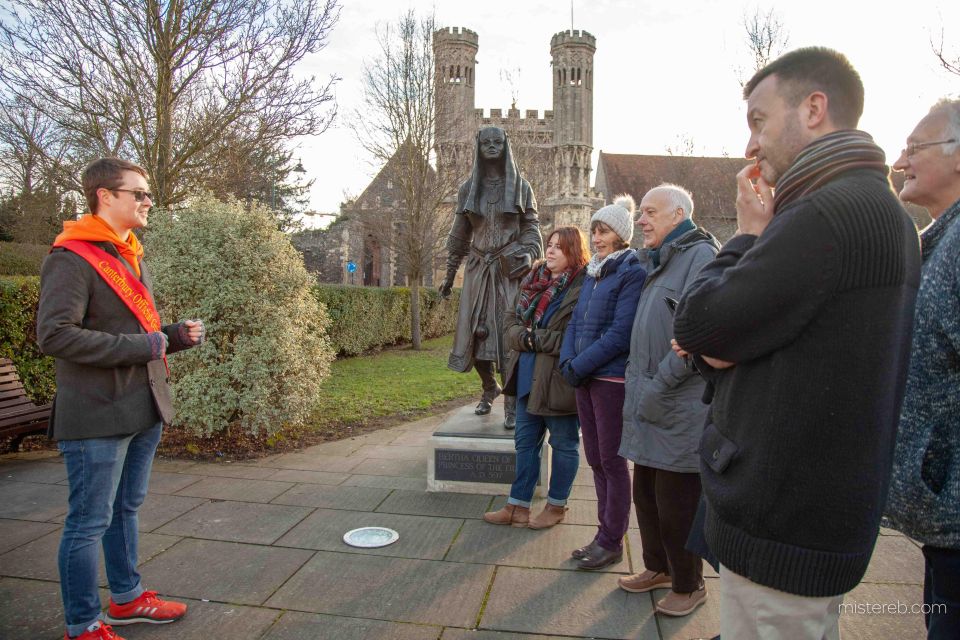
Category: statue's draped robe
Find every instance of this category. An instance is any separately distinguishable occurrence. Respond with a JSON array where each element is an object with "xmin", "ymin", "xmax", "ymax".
[{"xmin": 446, "ymin": 134, "xmax": 542, "ymax": 373}]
